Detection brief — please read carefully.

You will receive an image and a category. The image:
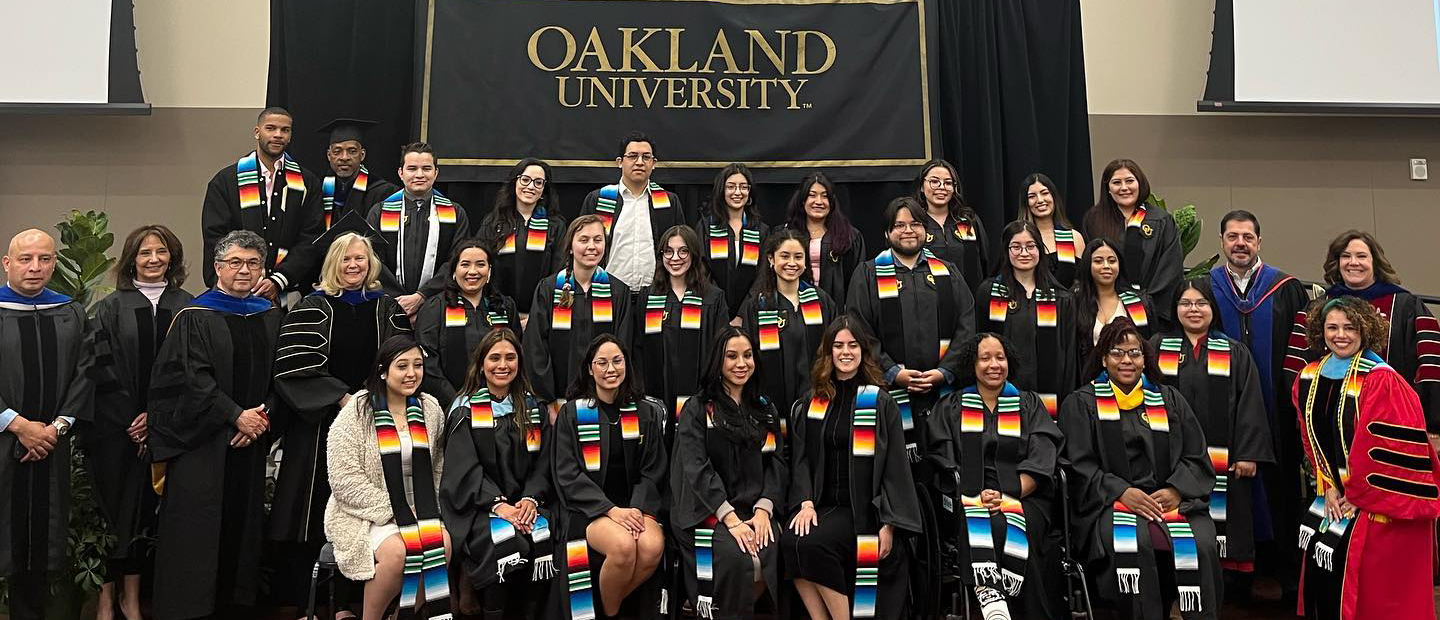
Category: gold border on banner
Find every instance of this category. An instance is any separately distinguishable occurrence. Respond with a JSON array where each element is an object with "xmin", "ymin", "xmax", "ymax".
[{"xmin": 420, "ymin": 0, "xmax": 933, "ymax": 167}]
